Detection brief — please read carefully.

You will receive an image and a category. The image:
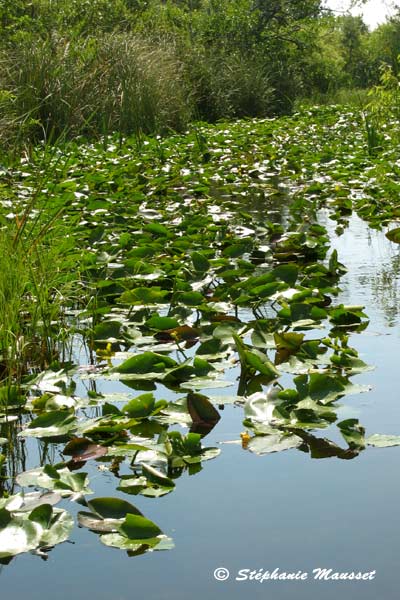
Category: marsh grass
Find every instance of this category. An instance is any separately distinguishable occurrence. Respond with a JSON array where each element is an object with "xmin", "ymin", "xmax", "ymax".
[
  {"xmin": 0, "ymin": 33, "xmax": 192, "ymax": 146},
  {"xmin": 0, "ymin": 224, "xmax": 77, "ymax": 381},
  {"xmin": 295, "ymin": 88, "xmax": 370, "ymax": 110},
  {"xmin": 0, "ymin": 32, "xmax": 280, "ymax": 149},
  {"xmin": 0, "ymin": 147, "xmax": 83, "ymax": 383},
  {"xmin": 189, "ymin": 49, "xmax": 275, "ymax": 121}
]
